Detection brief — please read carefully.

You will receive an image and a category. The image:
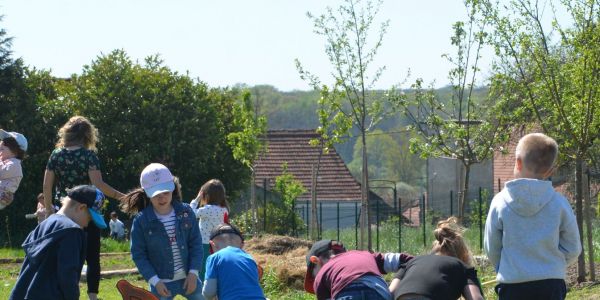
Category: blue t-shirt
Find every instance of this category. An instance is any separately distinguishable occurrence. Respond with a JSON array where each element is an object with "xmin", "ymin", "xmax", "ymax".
[{"xmin": 204, "ymin": 246, "xmax": 264, "ymax": 300}]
